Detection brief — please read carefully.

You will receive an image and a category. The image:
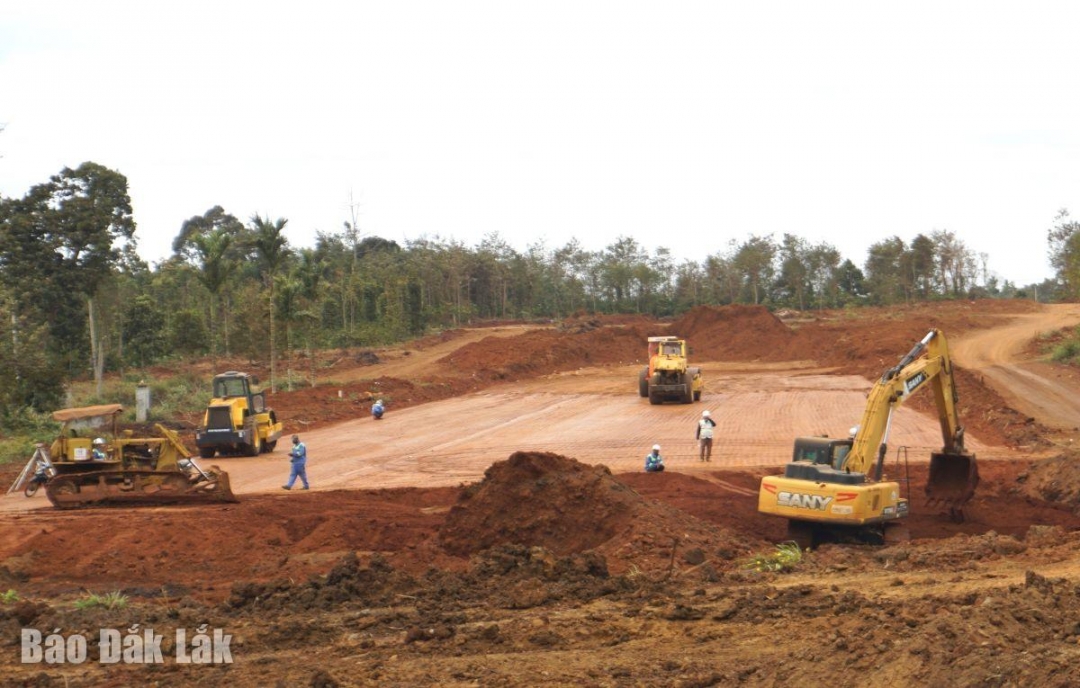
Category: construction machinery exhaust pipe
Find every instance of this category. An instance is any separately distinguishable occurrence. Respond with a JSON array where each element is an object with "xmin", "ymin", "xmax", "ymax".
[{"xmin": 926, "ymin": 451, "xmax": 979, "ymax": 518}]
